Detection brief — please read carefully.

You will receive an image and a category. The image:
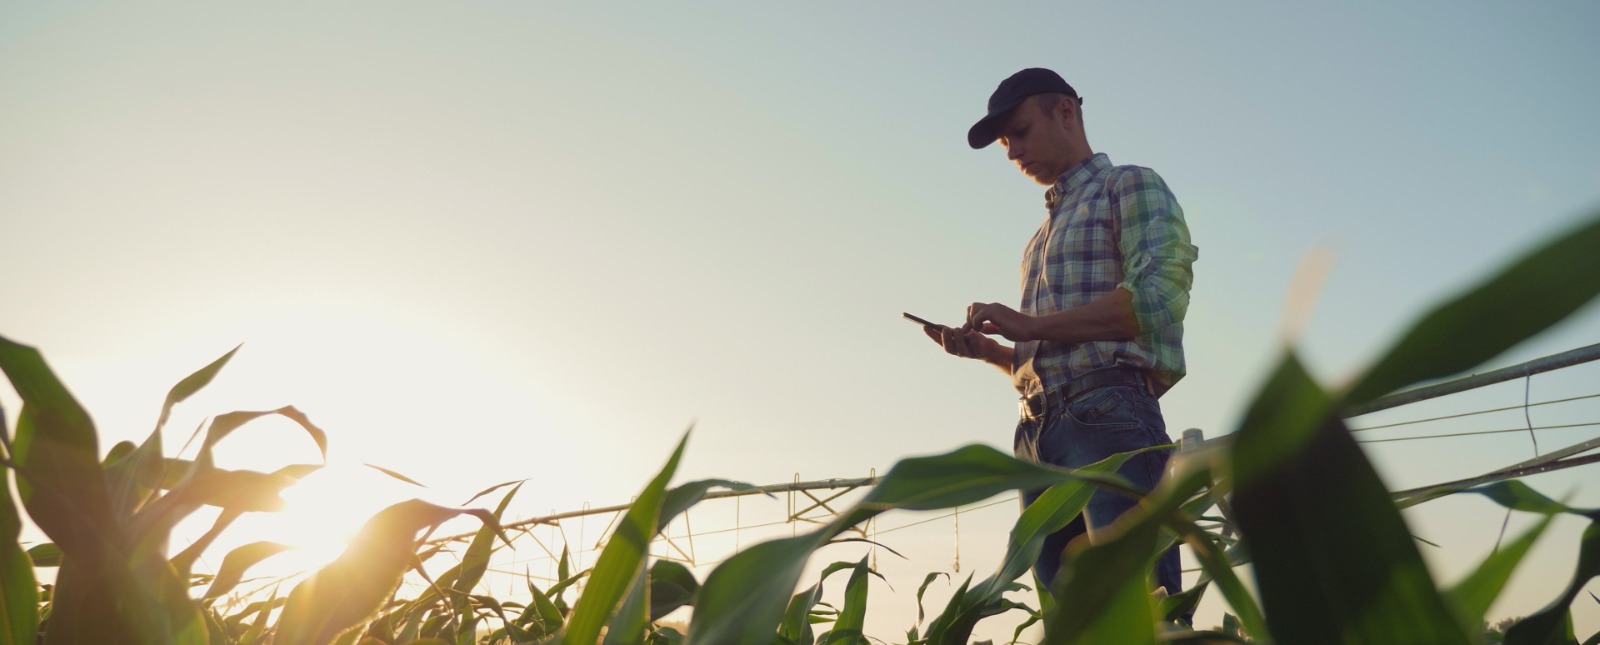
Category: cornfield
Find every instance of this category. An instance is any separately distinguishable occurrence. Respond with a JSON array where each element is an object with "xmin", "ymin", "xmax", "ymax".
[{"xmin": 3, "ymin": 209, "xmax": 1599, "ymax": 644}]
